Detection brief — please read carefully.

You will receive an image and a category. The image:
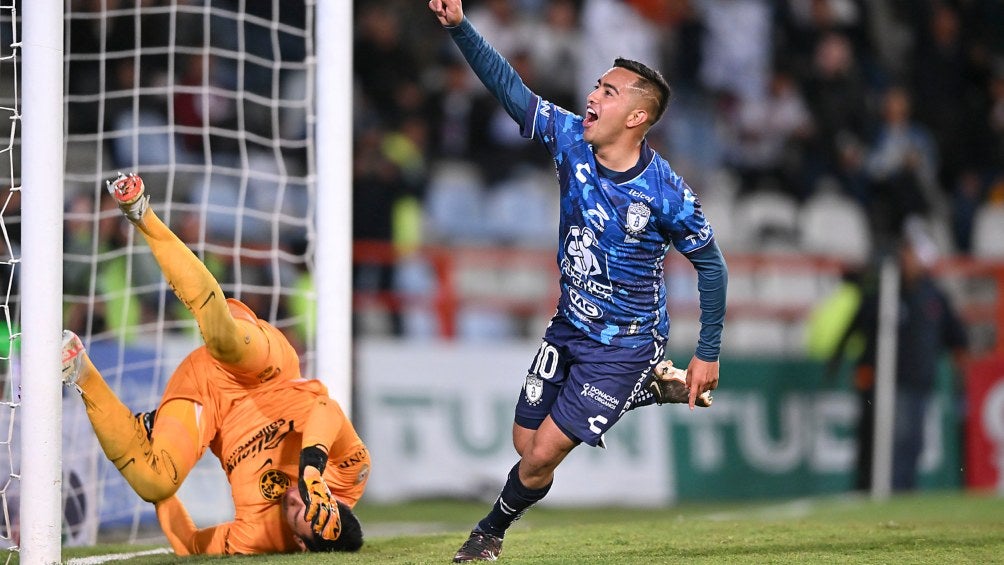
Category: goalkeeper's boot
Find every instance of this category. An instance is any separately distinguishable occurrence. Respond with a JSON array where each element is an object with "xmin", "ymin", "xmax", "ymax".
[
  {"xmin": 648, "ymin": 359, "xmax": 713, "ymax": 407},
  {"xmin": 61, "ymin": 330, "xmax": 86, "ymax": 389},
  {"xmin": 453, "ymin": 529, "xmax": 503, "ymax": 562},
  {"xmin": 106, "ymin": 172, "xmax": 149, "ymax": 225}
]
